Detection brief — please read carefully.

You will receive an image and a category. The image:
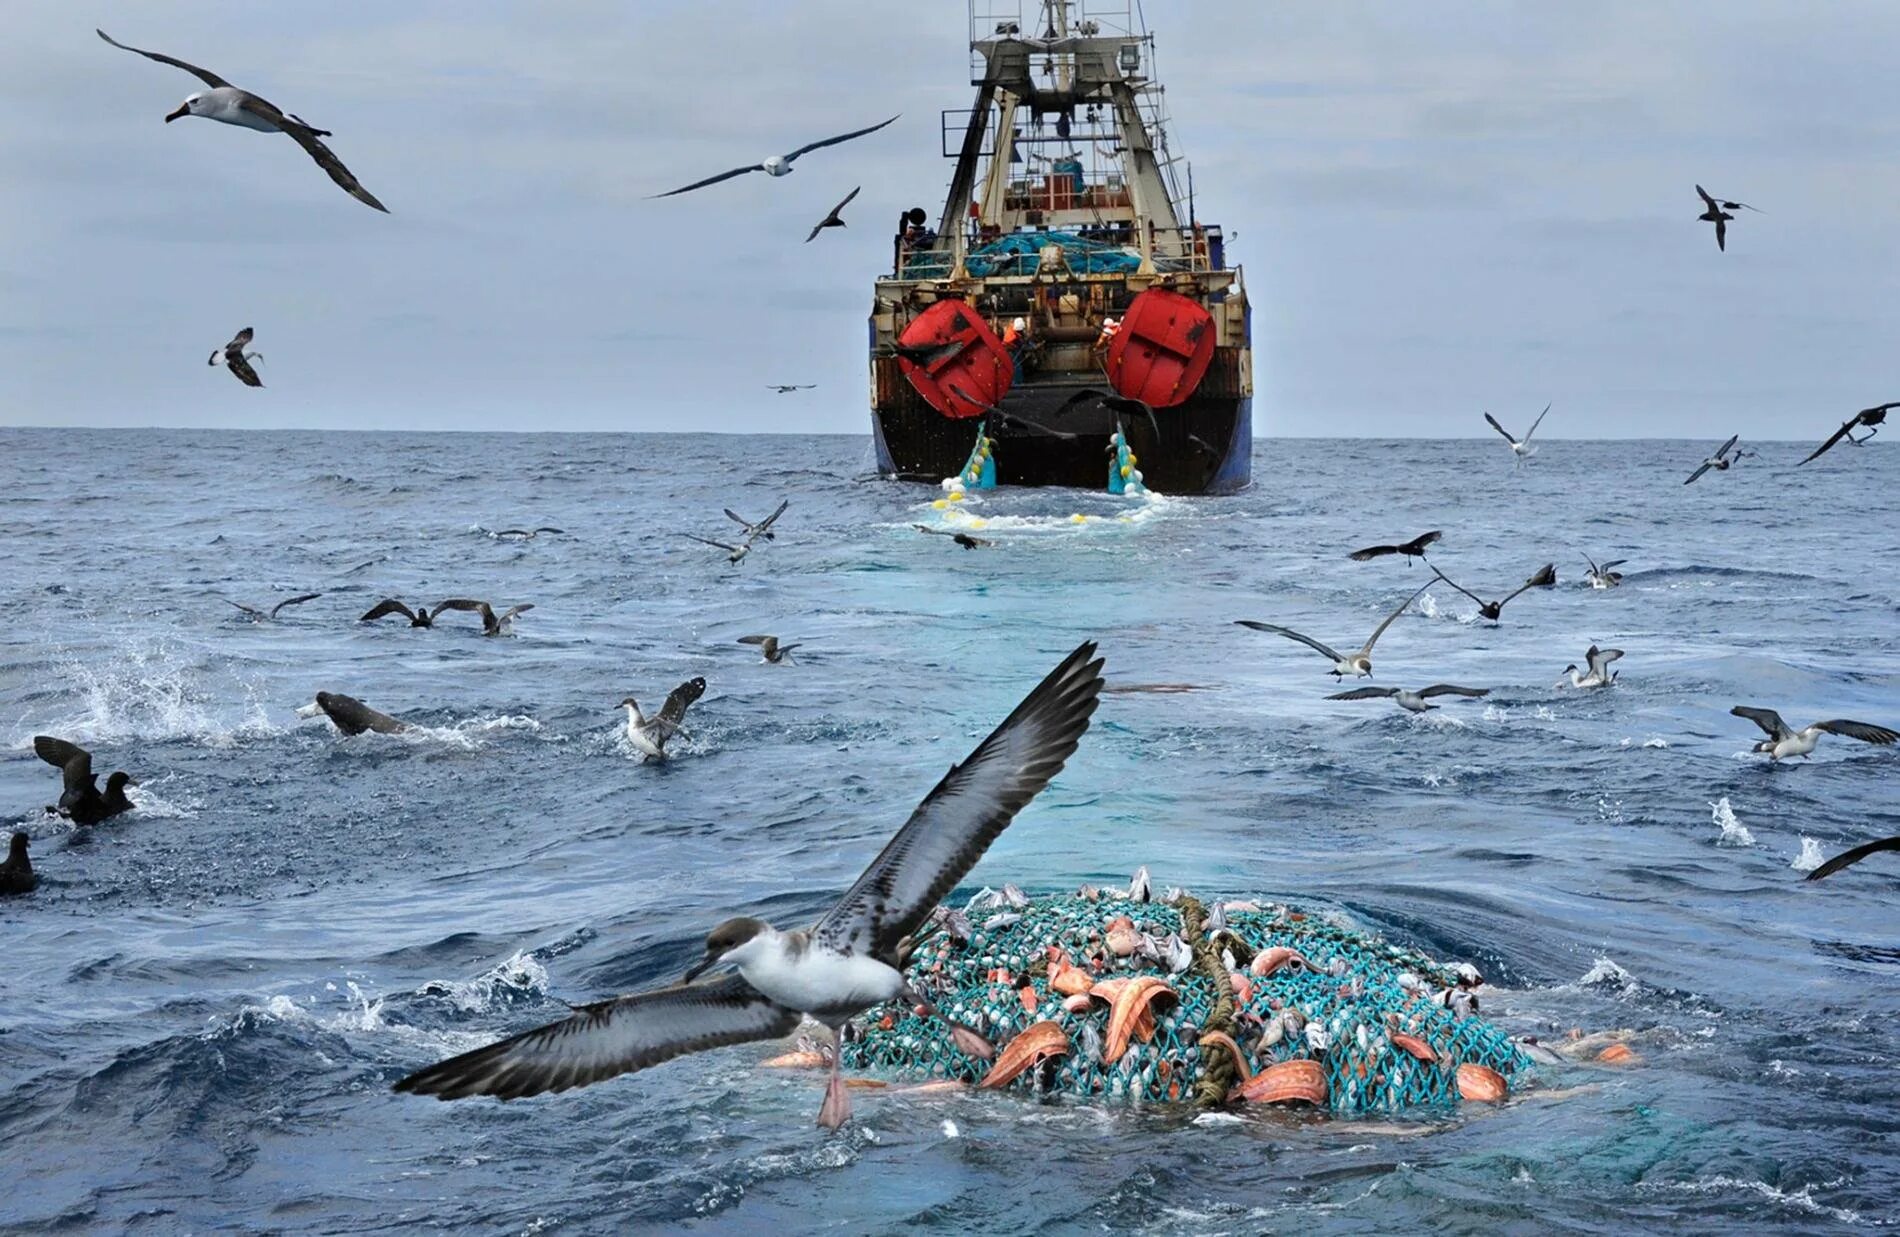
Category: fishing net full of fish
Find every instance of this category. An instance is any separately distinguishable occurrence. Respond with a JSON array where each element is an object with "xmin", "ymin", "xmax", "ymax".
[{"xmin": 840, "ymin": 884, "xmax": 1529, "ymax": 1115}]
